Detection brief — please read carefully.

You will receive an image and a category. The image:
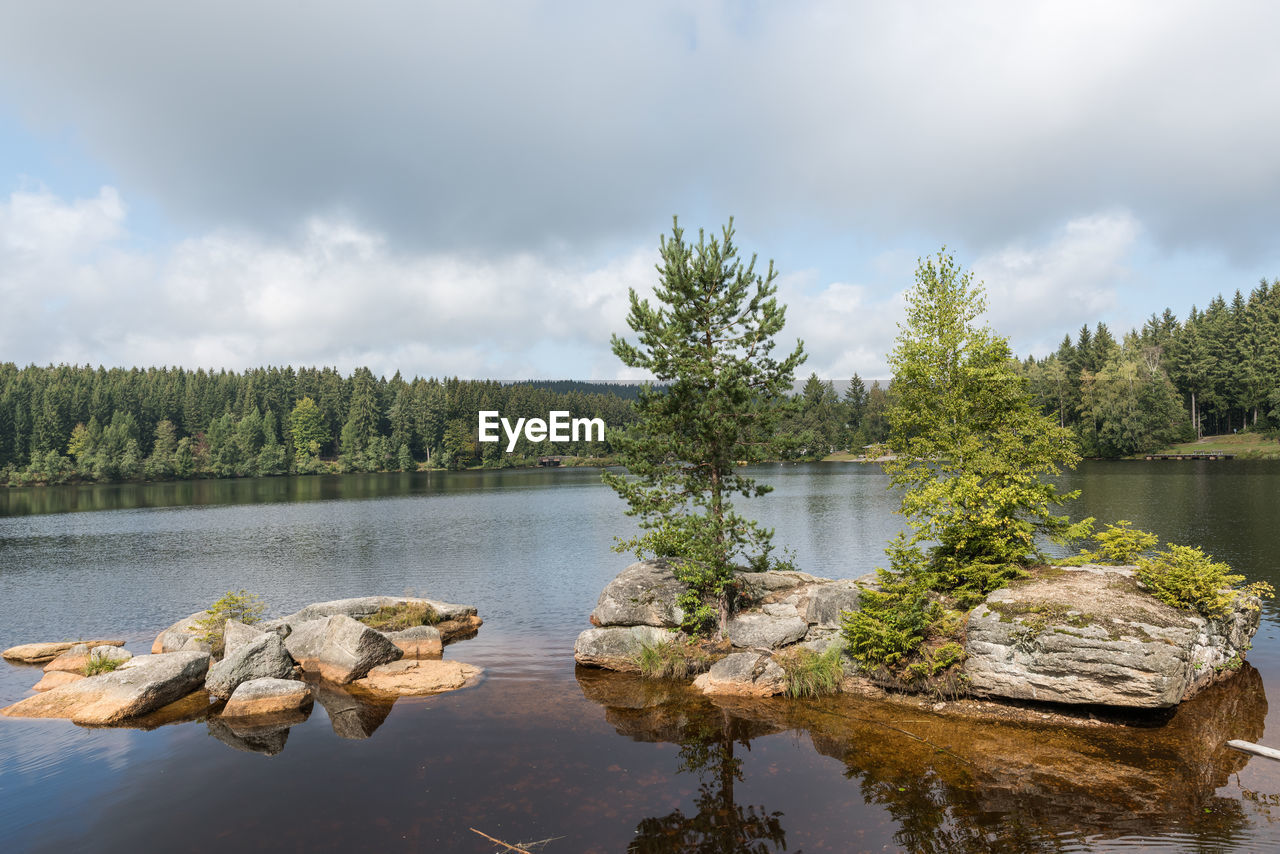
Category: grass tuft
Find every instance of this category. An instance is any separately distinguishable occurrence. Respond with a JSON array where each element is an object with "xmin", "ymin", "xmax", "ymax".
[
  {"xmin": 636, "ymin": 638, "xmax": 715, "ymax": 680},
  {"xmin": 357, "ymin": 602, "xmax": 441, "ymax": 631},
  {"xmin": 777, "ymin": 646, "xmax": 845, "ymax": 698}
]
